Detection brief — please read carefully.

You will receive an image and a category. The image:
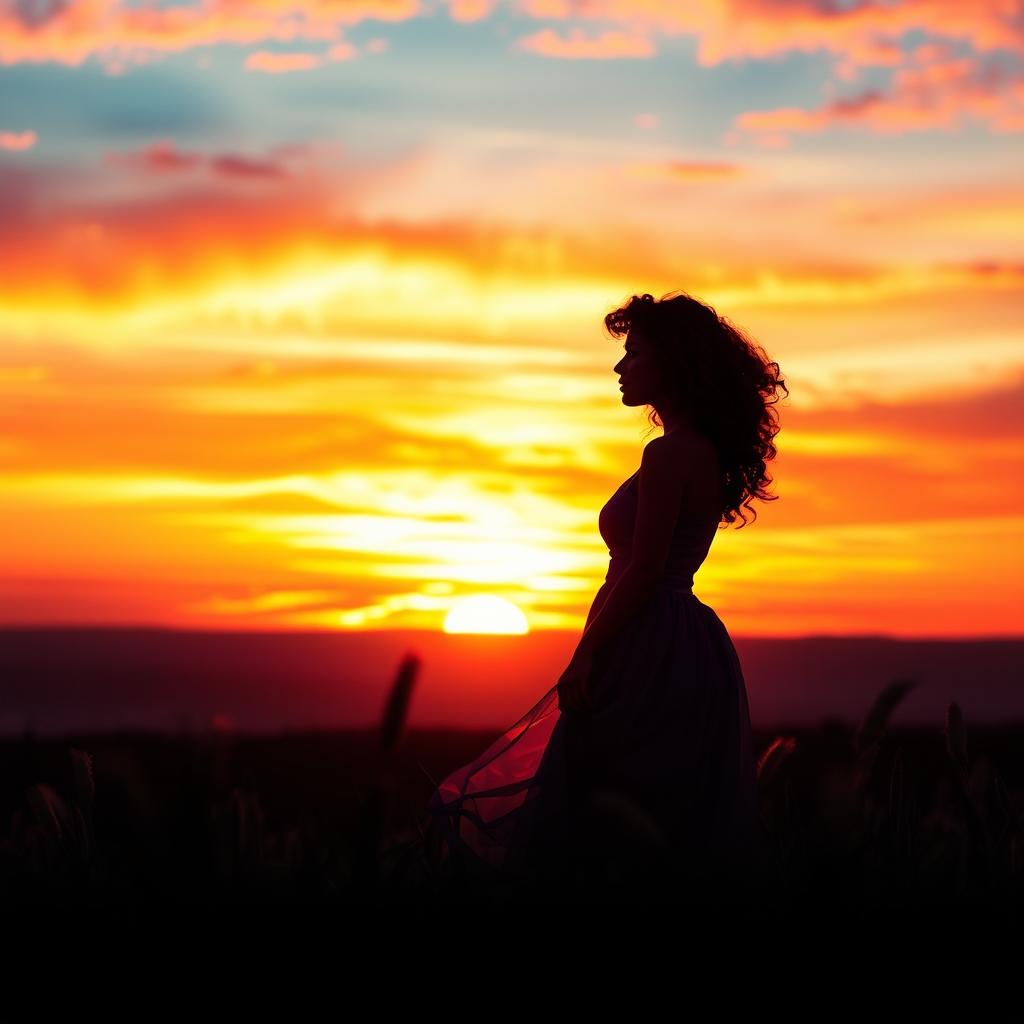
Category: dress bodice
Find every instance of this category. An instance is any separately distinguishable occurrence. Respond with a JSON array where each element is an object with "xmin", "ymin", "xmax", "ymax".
[{"xmin": 598, "ymin": 465, "xmax": 722, "ymax": 593}]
